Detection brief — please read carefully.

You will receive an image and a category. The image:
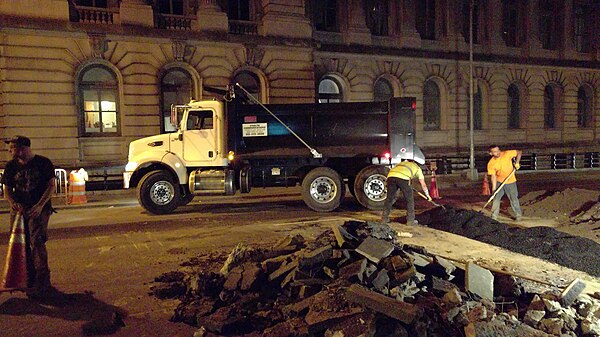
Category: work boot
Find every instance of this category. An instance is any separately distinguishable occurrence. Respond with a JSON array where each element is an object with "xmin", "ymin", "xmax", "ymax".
[{"xmin": 381, "ymin": 209, "xmax": 390, "ymax": 224}]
